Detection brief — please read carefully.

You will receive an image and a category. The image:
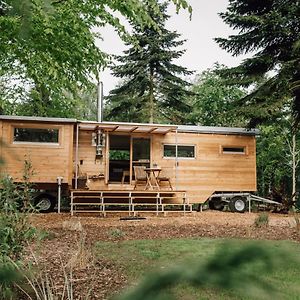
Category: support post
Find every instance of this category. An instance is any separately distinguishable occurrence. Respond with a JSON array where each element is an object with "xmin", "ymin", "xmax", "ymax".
[
  {"xmin": 248, "ymin": 195, "xmax": 251, "ymax": 213},
  {"xmin": 57, "ymin": 177, "xmax": 63, "ymax": 213},
  {"xmin": 75, "ymin": 123, "xmax": 79, "ymax": 189},
  {"xmin": 175, "ymin": 128, "xmax": 178, "ymax": 190},
  {"xmin": 71, "ymin": 191, "xmax": 74, "ymax": 216}
]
